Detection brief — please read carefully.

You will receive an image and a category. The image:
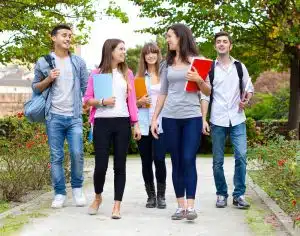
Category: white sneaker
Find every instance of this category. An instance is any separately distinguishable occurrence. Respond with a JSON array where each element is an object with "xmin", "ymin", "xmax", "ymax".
[
  {"xmin": 51, "ymin": 194, "xmax": 66, "ymax": 209},
  {"xmin": 72, "ymin": 188, "xmax": 86, "ymax": 207}
]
